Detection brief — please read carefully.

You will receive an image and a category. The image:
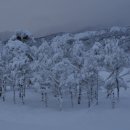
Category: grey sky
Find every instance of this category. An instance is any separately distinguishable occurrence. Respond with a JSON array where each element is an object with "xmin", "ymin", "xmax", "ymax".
[{"xmin": 0, "ymin": 0, "xmax": 130, "ymax": 35}]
